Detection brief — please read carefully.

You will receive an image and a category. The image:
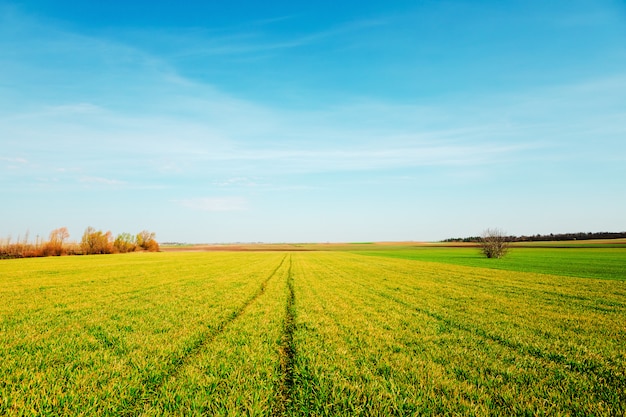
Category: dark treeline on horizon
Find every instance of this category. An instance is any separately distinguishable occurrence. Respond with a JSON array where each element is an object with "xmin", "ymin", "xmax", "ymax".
[{"xmin": 443, "ymin": 231, "xmax": 626, "ymax": 243}]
